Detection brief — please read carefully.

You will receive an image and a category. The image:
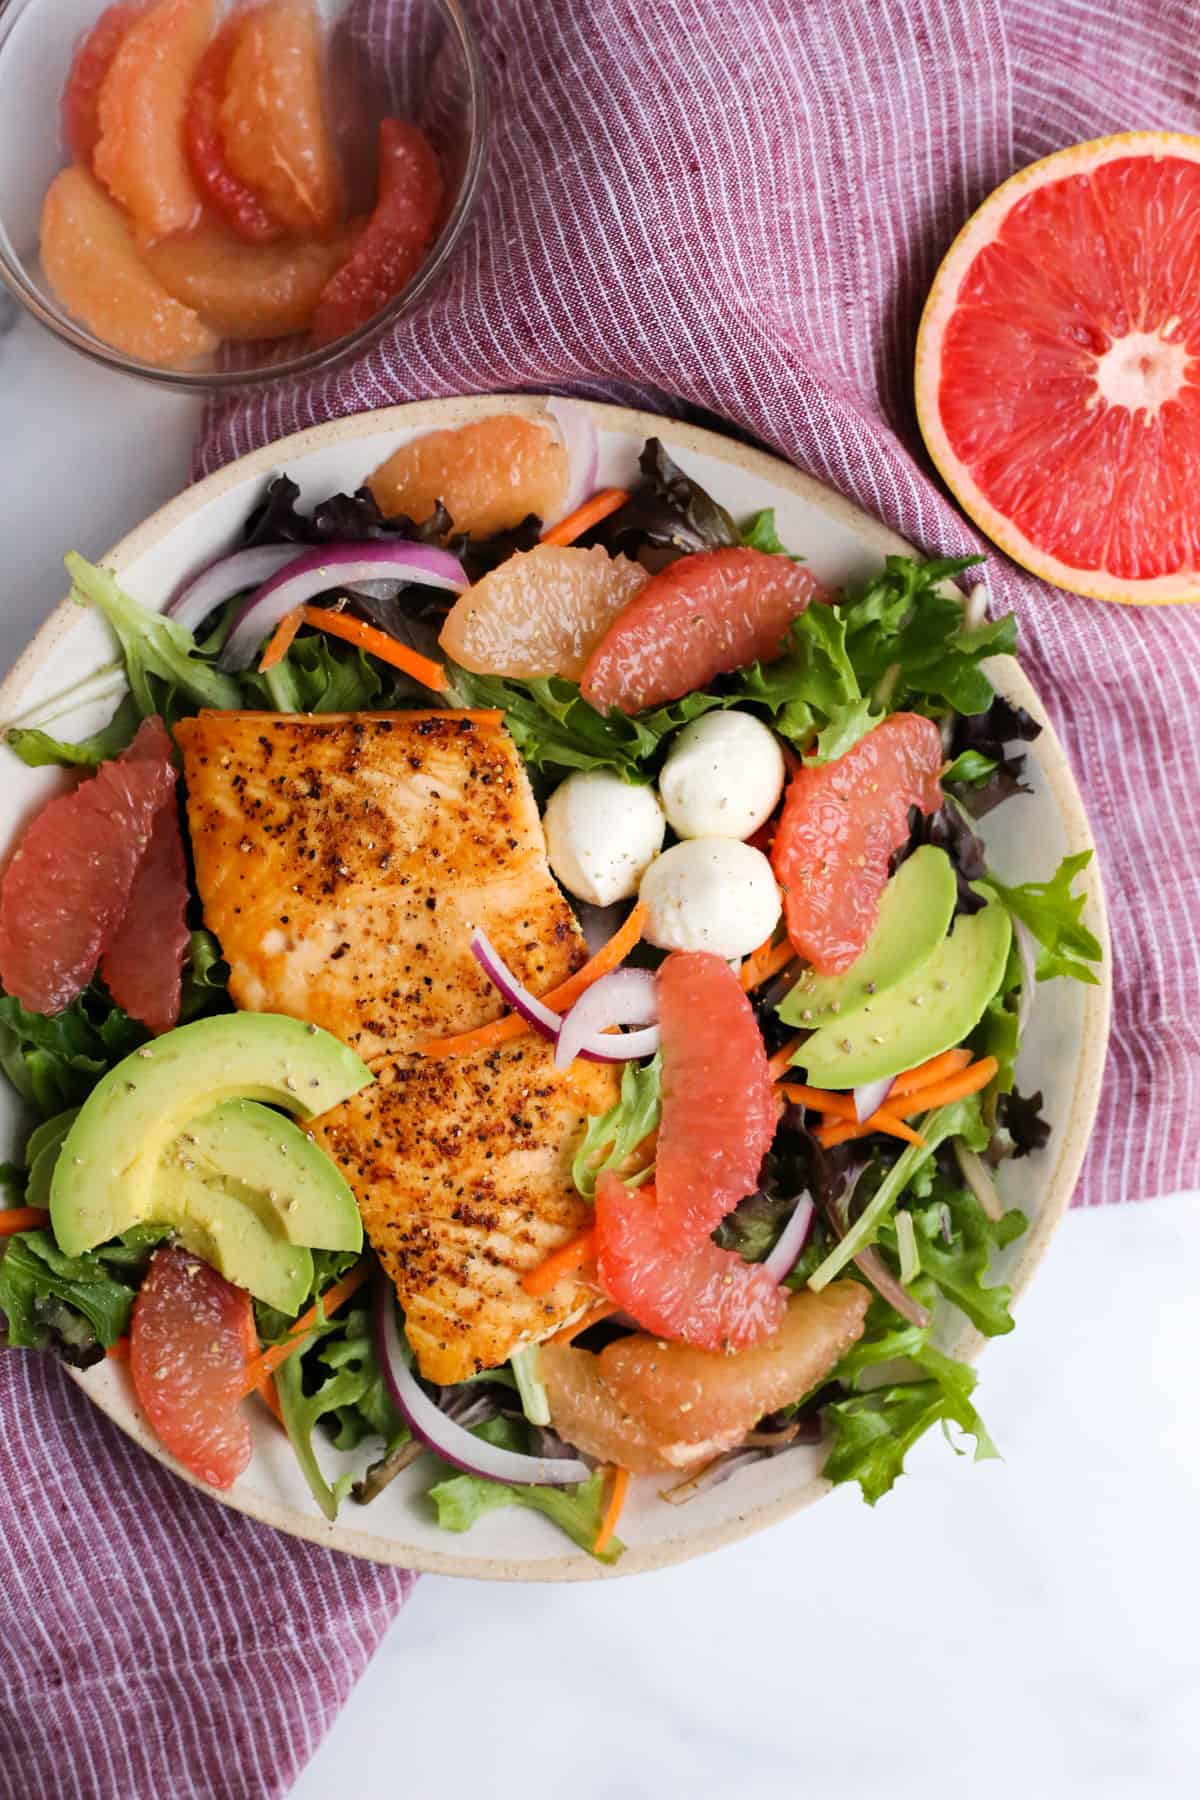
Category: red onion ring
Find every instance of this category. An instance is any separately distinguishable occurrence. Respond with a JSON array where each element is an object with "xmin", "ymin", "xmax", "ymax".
[
  {"xmin": 469, "ymin": 929, "xmax": 656, "ymax": 1065},
  {"xmin": 545, "ymin": 398, "xmax": 599, "ymax": 523},
  {"xmin": 553, "ymin": 968, "xmax": 660, "ymax": 1071},
  {"xmin": 852, "ymin": 1076, "xmax": 895, "ymax": 1124},
  {"xmin": 168, "ymin": 545, "xmax": 299, "ymax": 634},
  {"xmin": 374, "ymin": 1277, "xmax": 591, "ymax": 1486},
  {"xmin": 762, "ymin": 1193, "xmax": 815, "ymax": 1284}
]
